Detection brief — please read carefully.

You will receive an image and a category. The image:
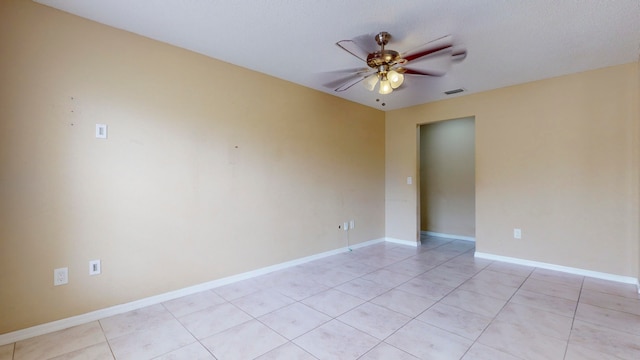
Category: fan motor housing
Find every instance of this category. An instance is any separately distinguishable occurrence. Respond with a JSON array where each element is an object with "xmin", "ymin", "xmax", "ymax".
[{"xmin": 367, "ymin": 50, "xmax": 401, "ymax": 68}]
